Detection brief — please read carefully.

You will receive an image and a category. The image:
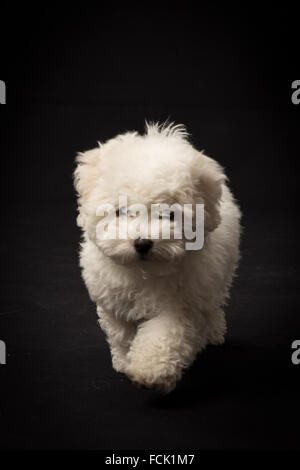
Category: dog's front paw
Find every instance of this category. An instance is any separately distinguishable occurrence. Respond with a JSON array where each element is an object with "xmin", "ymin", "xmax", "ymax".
[
  {"xmin": 110, "ymin": 347, "xmax": 129, "ymax": 373},
  {"xmin": 208, "ymin": 330, "xmax": 225, "ymax": 345},
  {"xmin": 112, "ymin": 355, "xmax": 127, "ymax": 373},
  {"xmin": 124, "ymin": 362, "xmax": 178, "ymax": 394}
]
